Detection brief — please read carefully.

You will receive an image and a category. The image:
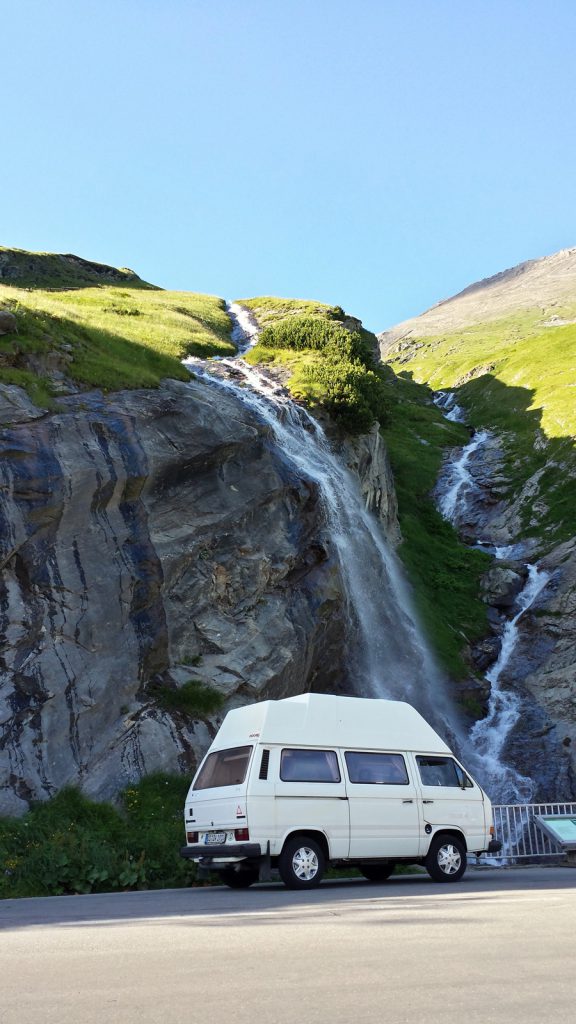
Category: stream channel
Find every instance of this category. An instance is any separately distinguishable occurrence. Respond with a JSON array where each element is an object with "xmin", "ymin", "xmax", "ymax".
[{"xmin": 434, "ymin": 392, "xmax": 551, "ymax": 803}]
